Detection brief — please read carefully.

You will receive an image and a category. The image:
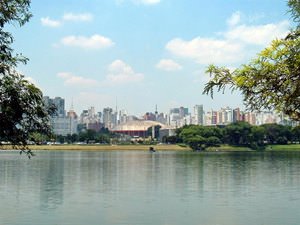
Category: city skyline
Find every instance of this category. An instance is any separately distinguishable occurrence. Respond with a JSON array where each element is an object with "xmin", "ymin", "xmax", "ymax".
[
  {"xmin": 12, "ymin": 0, "xmax": 290, "ymax": 115},
  {"xmin": 45, "ymin": 95, "xmax": 293, "ymax": 136}
]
